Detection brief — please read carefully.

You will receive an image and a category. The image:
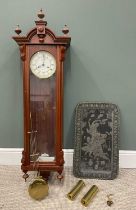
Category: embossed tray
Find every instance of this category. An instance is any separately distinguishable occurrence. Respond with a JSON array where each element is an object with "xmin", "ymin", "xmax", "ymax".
[{"xmin": 73, "ymin": 102, "xmax": 120, "ymax": 180}]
